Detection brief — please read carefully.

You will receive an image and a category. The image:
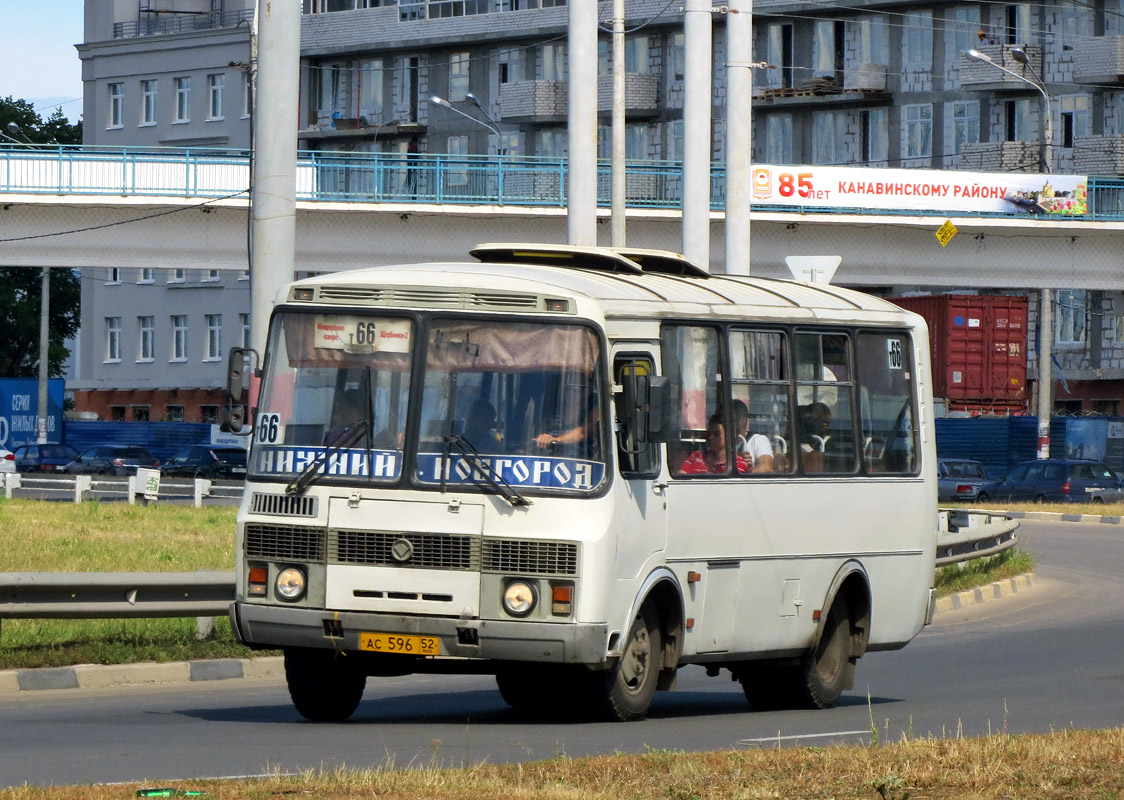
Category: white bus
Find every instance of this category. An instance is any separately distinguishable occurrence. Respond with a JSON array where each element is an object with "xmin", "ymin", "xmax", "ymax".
[{"xmin": 228, "ymin": 244, "xmax": 937, "ymax": 722}]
